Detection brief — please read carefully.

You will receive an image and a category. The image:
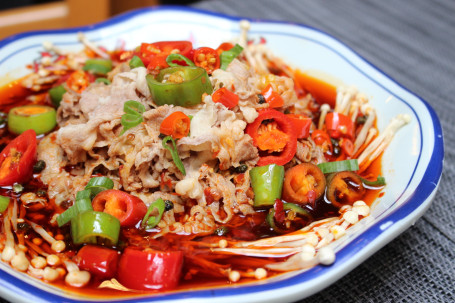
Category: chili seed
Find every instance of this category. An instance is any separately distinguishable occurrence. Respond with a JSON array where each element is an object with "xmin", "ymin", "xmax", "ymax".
[
  {"xmin": 356, "ymin": 115, "xmax": 368, "ymax": 125},
  {"xmin": 257, "ymin": 94, "xmax": 266, "ymax": 104},
  {"xmin": 36, "ymin": 189, "xmax": 47, "ymax": 197},
  {"xmin": 33, "ymin": 160, "xmax": 46, "ymax": 173},
  {"xmin": 164, "ymin": 200, "xmax": 174, "ymax": 211},
  {"xmin": 214, "ymin": 226, "xmax": 230, "ymax": 236},
  {"xmin": 13, "ymin": 183, "xmax": 24, "ymax": 193},
  {"xmin": 17, "ymin": 222, "xmax": 31, "ymax": 232},
  {"xmin": 234, "ymin": 164, "xmax": 248, "ymax": 173}
]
